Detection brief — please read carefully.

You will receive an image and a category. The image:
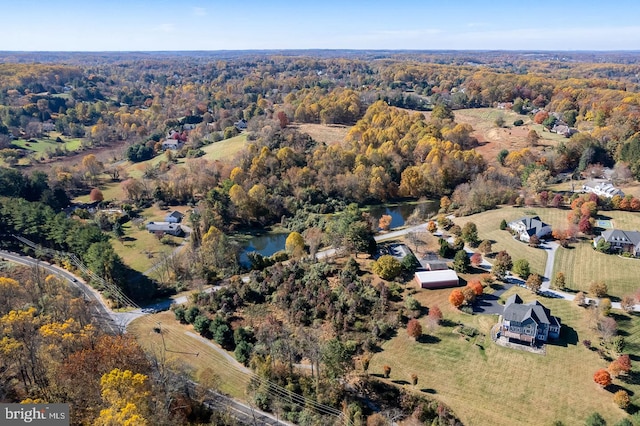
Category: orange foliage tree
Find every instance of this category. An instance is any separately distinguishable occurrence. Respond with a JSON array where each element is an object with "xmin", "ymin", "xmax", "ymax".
[
  {"xmin": 467, "ymin": 280, "xmax": 483, "ymax": 296},
  {"xmin": 449, "ymin": 289, "xmax": 465, "ymax": 308},
  {"xmin": 593, "ymin": 369, "xmax": 612, "ymax": 387}
]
